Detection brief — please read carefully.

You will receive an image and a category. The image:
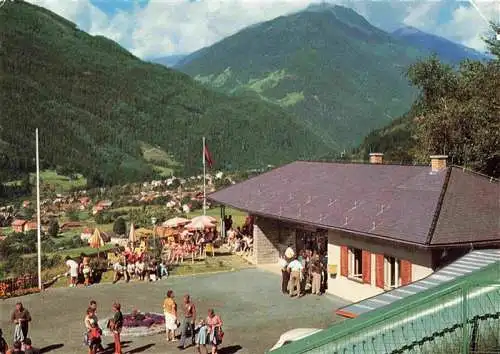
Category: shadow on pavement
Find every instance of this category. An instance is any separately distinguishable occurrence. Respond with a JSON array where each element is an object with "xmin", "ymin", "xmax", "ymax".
[
  {"xmin": 219, "ymin": 345, "xmax": 243, "ymax": 354},
  {"xmin": 127, "ymin": 344, "xmax": 156, "ymax": 353},
  {"xmin": 40, "ymin": 344, "xmax": 64, "ymax": 353},
  {"xmin": 101, "ymin": 340, "xmax": 132, "ymax": 354}
]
